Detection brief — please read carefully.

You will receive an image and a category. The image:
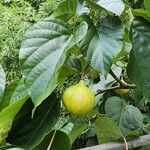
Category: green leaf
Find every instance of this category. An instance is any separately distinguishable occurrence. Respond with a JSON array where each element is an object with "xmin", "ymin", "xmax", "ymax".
[
  {"xmin": 121, "ymin": 5, "xmax": 134, "ymax": 30},
  {"xmin": 60, "ymin": 122, "xmax": 74, "ymax": 135},
  {"xmin": 105, "ymin": 96, "xmax": 143, "ymax": 134},
  {"xmin": 132, "ymin": 9, "xmax": 150, "ymax": 21},
  {"xmin": 9, "ymin": 79, "xmax": 29, "ymax": 104},
  {"xmin": 69, "ymin": 123, "xmax": 88, "ymax": 145},
  {"xmin": 52, "ymin": 0, "xmax": 77, "ymax": 21},
  {"xmin": 19, "ymin": 18, "xmax": 88, "ymax": 107},
  {"xmin": 80, "ymin": 16, "xmax": 124, "ymax": 75},
  {"xmin": 95, "ymin": 115, "xmax": 123, "ymax": 144},
  {"xmin": 85, "ymin": 137, "xmax": 98, "ymax": 147},
  {"xmin": 77, "ymin": 1, "xmax": 90, "ymax": 16},
  {"xmin": 140, "ymin": 144, "xmax": 150, "ymax": 150},
  {"xmin": 0, "ymin": 65, "xmax": 6, "ymax": 104},
  {"xmin": 33, "ymin": 130, "xmax": 70, "ymax": 150},
  {"xmin": 0, "ymin": 146, "xmax": 23, "ymax": 150},
  {"xmin": 7, "ymin": 94, "xmax": 60, "ymax": 149},
  {"xmin": 54, "ymin": 117, "xmax": 72, "ymax": 132},
  {"xmin": 125, "ymin": 130, "xmax": 142, "ymax": 139},
  {"xmin": 0, "ymin": 79, "xmax": 28, "ymax": 111},
  {"xmin": 127, "ymin": 17, "xmax": 150, "ymax": 98},
  {"xmin": 92, "ymin": 0, "xmax": 125, "ymax": 16},
  {"xmin": 66, "ymin": 57, "xmax": 82, "ymax": 72},
  {"xmin": 130, "ymin": 89, "xmax": 148, "ymax": 110},
  {"xmin": 144, "ymin": 0, "xmax": 150, "ymax": 11},
  {"xmin": 0, "ymin": 78, "xmax": 28, "ymax": 144},
  {"xmin": 0, "ymin": 80, "xmax": 19, "ymax": 111},
  {"xmin": 61, "ymin": 115, "xmax": 91, "ymax": 144},
  {"xmin": 0, "ymin": 97, "xmax": 27, "ymax": 144},
  {"xmin": 58, "ymin": 57, "xmax": 81, "ymax": 83}
]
